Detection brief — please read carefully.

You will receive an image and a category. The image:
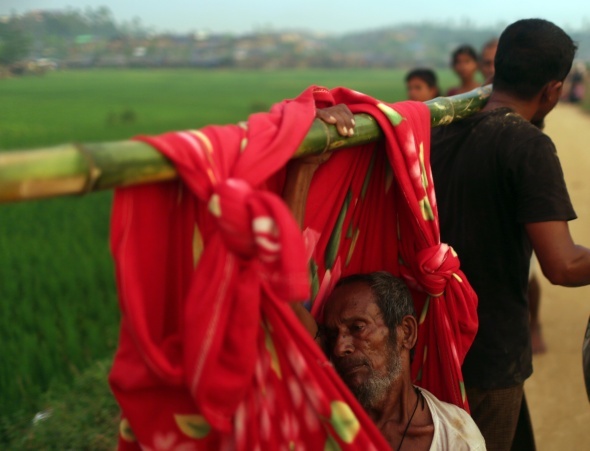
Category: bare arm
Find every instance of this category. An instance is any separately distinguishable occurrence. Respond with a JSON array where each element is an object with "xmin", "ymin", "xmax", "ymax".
[
  {"xmin": 286, "ymin": 106, "xmax": 353, "ymax": 340},
  {"xmin": 290, "ymin": 302, "xmax": 319, "ymax": 338},
  {"xmin": 526, "ymin": 221, "xmax": 590, "ymax": 286},
  {"xmin": 291, "ymin": 104, "xmax": 352, "ymax": 338}
]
